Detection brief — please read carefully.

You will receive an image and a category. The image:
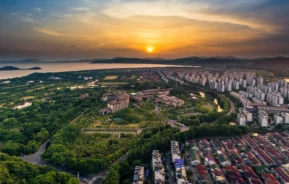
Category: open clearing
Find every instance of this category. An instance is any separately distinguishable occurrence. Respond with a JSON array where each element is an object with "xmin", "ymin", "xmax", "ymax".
[
  {"xmin": 200, "ymin": 103, "xmax": 214, "ymax": 111},
  {"xmin": 99, "ymin": 82, "xmax": 128, "ymax": 85},
  {"xmin": 21, "ymin": 96, "xmax": 35, "ymax": 100},
  {"xmin": 128, "ymin": 75, "xmax": 137, "ymax": 79},
  {"xmin": 104, "ymin": 75, "xmax": 118, "ymax": 80}
]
